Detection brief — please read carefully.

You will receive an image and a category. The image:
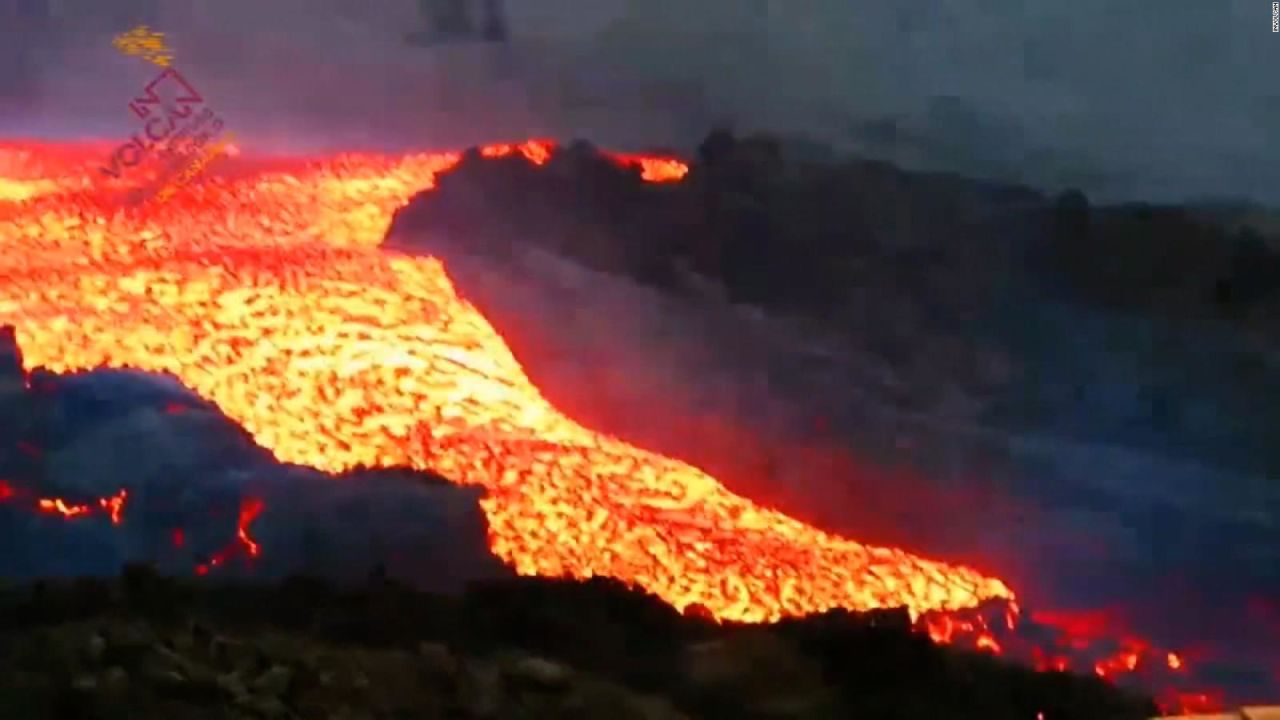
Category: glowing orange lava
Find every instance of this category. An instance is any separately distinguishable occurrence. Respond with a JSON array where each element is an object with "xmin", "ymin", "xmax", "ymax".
[
  {"xmin": 195, "ymin": 497, "xmax": 265, "ymax": 576},
  {"xmin": 0, "ymin": 481, "xmax": 128, "ymax": 524},
  {"xmin": 0, "ymin": 138, "xmax": 1009, "ymax": 624},
  {"xmin": 0, "ymin": 138, "xmax": 1231, "ymax": 714}
]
